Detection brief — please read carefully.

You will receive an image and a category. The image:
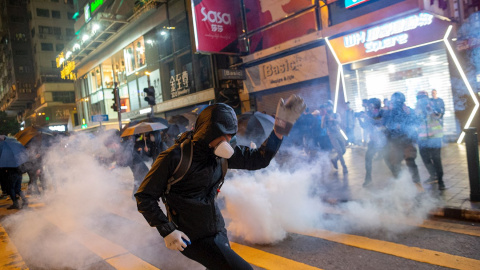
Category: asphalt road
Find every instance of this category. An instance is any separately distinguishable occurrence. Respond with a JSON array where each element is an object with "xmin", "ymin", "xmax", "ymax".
[{"xmin": 1, "ymin": 193, "xmax": 479, "ymax": 270}]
